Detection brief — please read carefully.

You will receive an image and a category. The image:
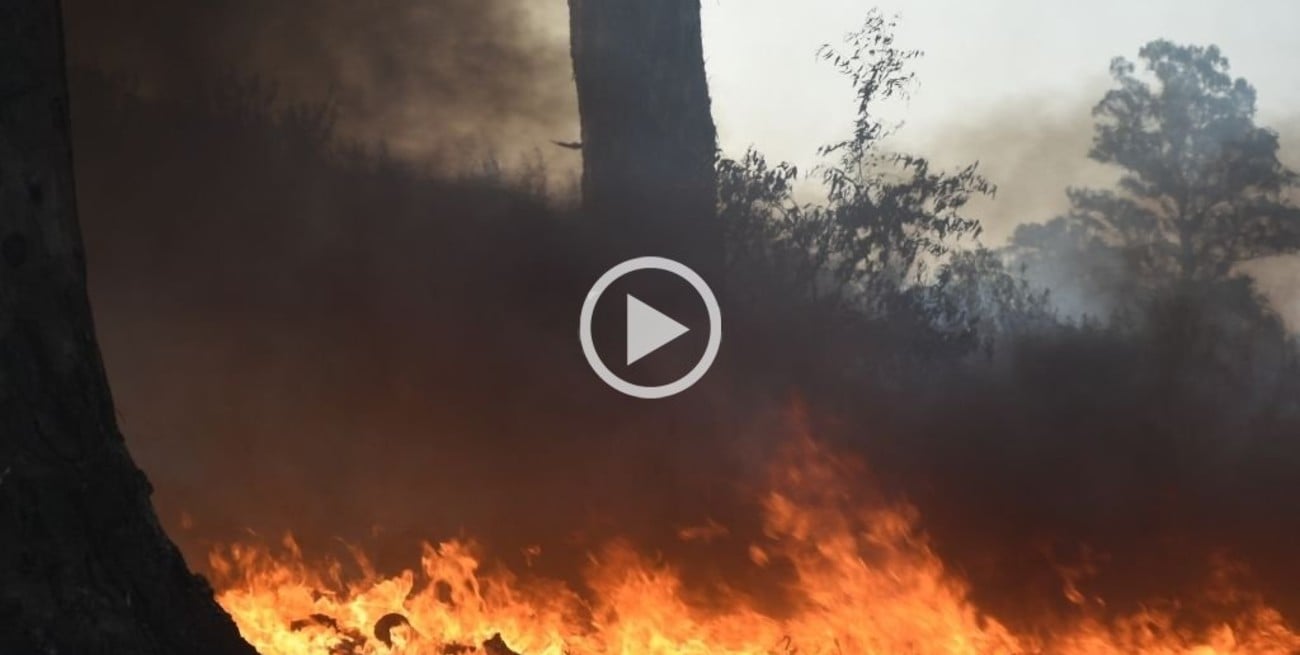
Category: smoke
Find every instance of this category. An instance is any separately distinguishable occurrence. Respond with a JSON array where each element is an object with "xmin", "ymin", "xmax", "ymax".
[
  {"xmin": 57, "ymin": 3, "xmax": 1300, "ymax": 626},
  {"xmin": 897, "ymin": 89, "xmax": 1115, "ymax": 246},
  {"xmin": 64, "ymin": 57, "xmax": 743, "ymax": 586},
  {"xmin": 899, "ymin": 92, "xmax": 1300, "ymax": 326},
  {"xmin": 1245, "ymin": 115, "xmax": 1300, "ymax": 331},
  {"xmin": 61, "ymin": 0, "xmax": 579, "ymax": 165}
]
